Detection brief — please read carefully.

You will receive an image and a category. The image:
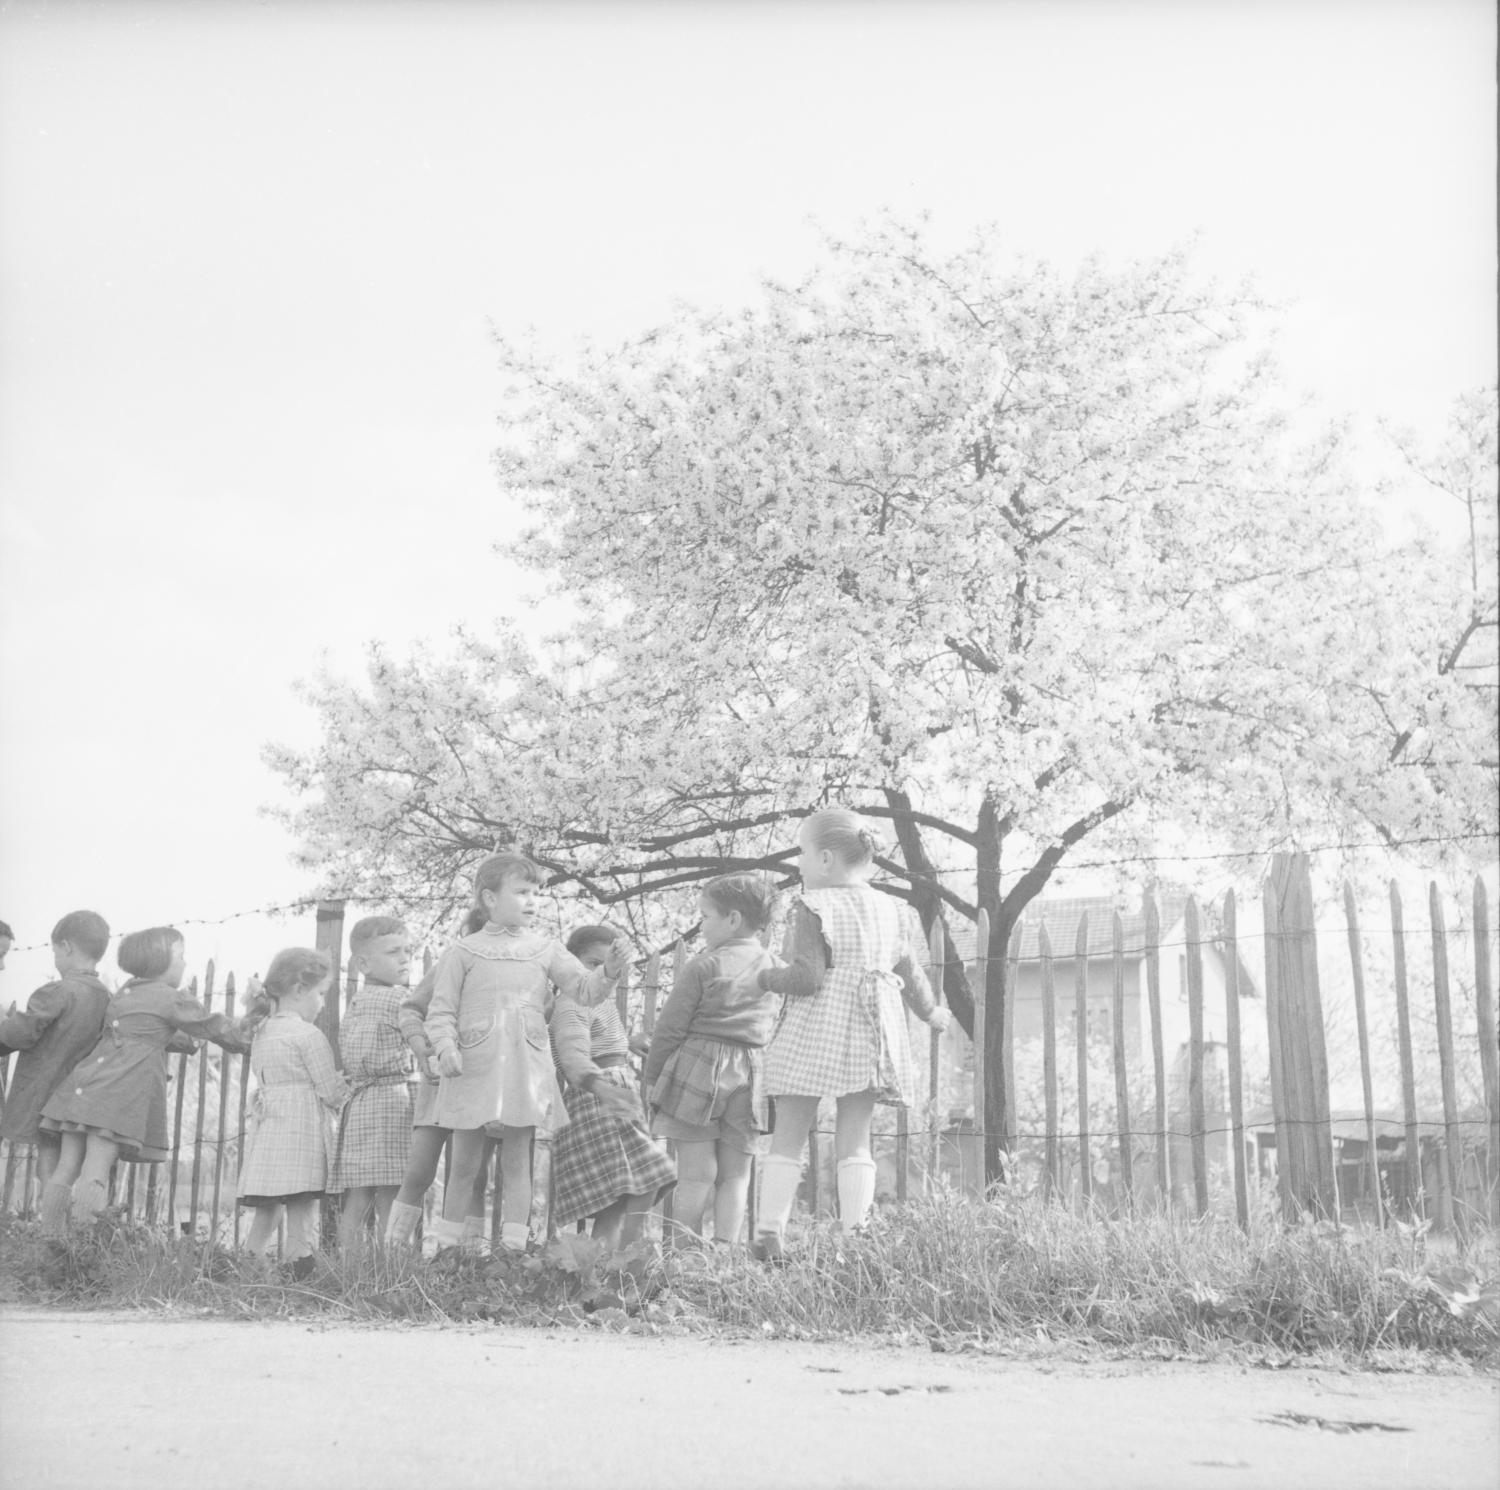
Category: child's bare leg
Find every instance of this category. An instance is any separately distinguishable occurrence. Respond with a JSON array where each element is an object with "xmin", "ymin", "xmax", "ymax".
[
  {"xmin": 497, "ymin": 1126, "xmax": 533, "ymax": 1247},
  {"xmin": 671, "ymin": 1140, "xmax": 717, "ymax": 1244},
  {"xmin": 440, "ymin": 1130, "xmax": 489, "ymax": 1223},
  {"xmin": 40, "ymin": 1131, "xmax": 86, "ymax": 1234},
  {"xmin": 834, "ymin": 1090, "xmax": 880, "ymax": 1232},
  {"xmin": 338, "ymin": 1187, "xmax": 374, "ymax": 1250},
  {"xmin": 284, "ymin": 1196, "xmax": 318, "ymax": 1261},
  {"xmin": 713, "ymin": 1143, "xmax": 755, "ymax": 1245},
  {"xmin": 71, "ymin": 1135, "xmax": 119, "ymax": 1223},
  {"xmin": 35, "ymin": 1131, "xmax": 61, "ymax": 1190},
  {"xmin": 468, "ymin": 1137, "xmax": 493, "ymax": 1223},
  {"xmin": 619, "ymin": 1192, "xmax": 656, "ymax": 1248},
  {"xmin": 395, "ymin": 1128, "xmax": 446, "ymax": 1208},
  {"xmin": 244, "ymin": 1202, "xmax": 282, "ymax": 1256},
  {"xmin": 372, "ymin": 1185, "xmax": 398, "ymax": 1234},
  {"xmin": 589, "ymin": 1195, "xmax": 630, "ymax": 1252}
]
